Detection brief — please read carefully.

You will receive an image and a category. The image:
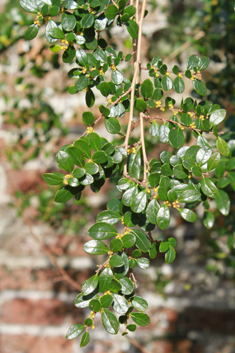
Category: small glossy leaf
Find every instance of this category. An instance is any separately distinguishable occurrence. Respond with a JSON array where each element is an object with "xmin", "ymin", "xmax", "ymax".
[
  {"xmin": 178, "ymin": 189, "xmax": 201, "ymax": 203},
  {"xmin": 80, "ymin": 332, "xmax": 90, "ymax": 347},
  {"xmin": 209, "ymin": 109, "xmax": 226, "ymax": 127},
  {"xmin": 126, "ymin": 20, "xmax": 138, "ymax": 39},
  {"xmin": 66, "ymin": 324, "xmax": 85, "ymax": 340},
  {"xmin": 82, "ymin": 275, "xmax": 99, "ymax": 296},
  {"xmin": 110, "ymin": 255, "xmax": 125, "ymax": 267},
  {"xmin": 42, "ymin": 172, "xmax": 64, "ymax": 185},
  {"xmin": 131, "ymin": 191, "xmax": 147, "ymax": 213},
  {"xmin": 105, "ymin": 4, "xmax": 118, "ymax": 19},
  {"xmin": 131, "ymin": 313, "xmax": 150, "ymax": 326},
  {"xmin": 97, "ymin": 210, "xmax": 122, "ymax": 225},
  {"xmin": 131, "ymin": 229, "xmax": 151, "ymax": 252},
  {"xmin": 62, "ymin": 12, "xmax": 76, "ymax": 31},
  {"xmin": 136, "ymin": 257, "xmax": 150, "ymax": 269},
  {"xmin": 173, "ymin": 76, "xmax": 185, "ymax": 93},
  {"xmin": 208, "ymin": 152, "xmax": 220, "ymax": 171},
  {"xmin": 201, "ymin": 178, "xmax": 218, "ymax": 199},
  {"xmin": 100, "ymin": 294, "xmax": 113, "ymax": 308},
  {"xmin": 112, "ymin": 293, "xmax": 129, "ymax": 314},
  {"xmin": 165, "ymin": 245, "xmax": 176, "ymax": 264},
  {"xmin": 99, "ymin": 268, "xmax": 114, "ymax": 292},
  {"xmin": 215, "ymin": 189, "xmax": 230, "ymax": 216},
  {"xmin": 24, "ymin": 24, "xmax": 39, "ymax": 40},
  {"xmin": 132, "ymin": 296, "xmax": 148, "ymax": 312},
  {"xmin": 105, "ymin": 117, "xmax": 121, "ymax": 134},
  {"xmin": 102, "ymin": 309, "xmax": 119, "ymax": 334},
  {"xmin": 159, "ymin": 241, "xmax": 169, "ymax": 252},
  {"xmin": 54, "ymin": 187, "xmax": 73, "ymax": 203},
  {"xmin": 216, "ymin": 137, "xmax": 230, "ymax": 156},
  {"xmin": 203, "ymin": 210, "xmax": 214, "ymax": 229},
  {"xmin": 83, "ymin": 240, "xmax": 109, "ymax": 255},
  {"xmin": 169, "ymin": 126, "xmax": 185, "ymax": 149},
  {"xmin": 162, "ymin": 75, "xmax": 172, "ymax": 91},
  {"xmin": 119, "ymin": 278, "xmax": 134, "ymax": 295},
  {"xmin": 157, "ymin": 206, "xmax": 170, "ymax": 230},
  {"xmin": 179, "ymin": 208, "xmax": 197, "ymax": 222},
  {"xmin": 89, "ymin": 299, "xmax": 101, "ymax": 312},
  {"xmin": 88, "ymin": 222, "xmax": 117, "ymax": 240},
  {"xmin": 193, "ymin": 79, "xmax": 207, "ymax": 96},
  {"xmin": 110, "ymin": 238, "xmax": 123, "ymax": 252},
  {"xmin": 141, "ymin": 79, "xmax": 153, "ymax": 99},
  {"xmin": 122, "ymin": 233, "xmax": 136, "ymax": 248},
  {"xmin": 146, "ymin": 198, "xmax": 160, "ymax": 224}
]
